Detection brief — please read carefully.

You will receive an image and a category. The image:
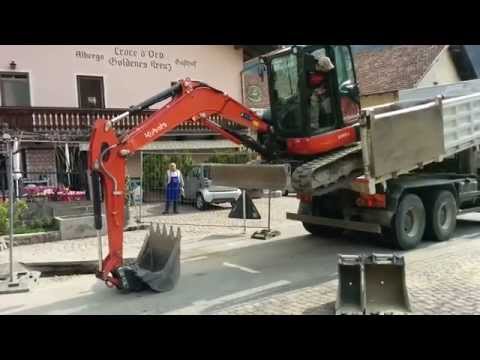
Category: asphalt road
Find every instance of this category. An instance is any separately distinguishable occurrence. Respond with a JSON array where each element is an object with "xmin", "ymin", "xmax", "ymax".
[
  {"xmin": 0, "ymin": 227, "xmax": 396, "ymax": 315},
  {"xmin": 2, "ymin": 215, "xmax": 480, "ymax": 315}
]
